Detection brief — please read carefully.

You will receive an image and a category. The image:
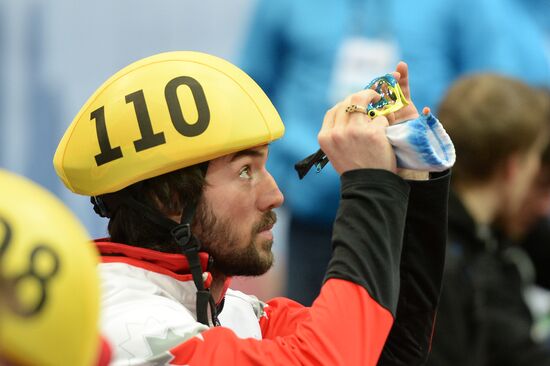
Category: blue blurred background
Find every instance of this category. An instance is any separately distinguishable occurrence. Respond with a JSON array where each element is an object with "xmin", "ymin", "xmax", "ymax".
[{"xmin": 0, "ymin": 0, "xmax": 255, "ymax": 238}]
